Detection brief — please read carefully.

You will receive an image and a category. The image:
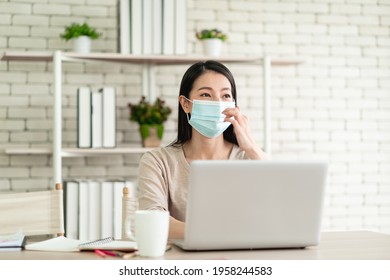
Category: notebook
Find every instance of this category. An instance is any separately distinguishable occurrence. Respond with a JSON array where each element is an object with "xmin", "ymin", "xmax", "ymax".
[
  {"xmin": 172, "ymin": 160, "xmax": 328, "ymax": 251},
  {"xmin": 25, "ymin": 236, "xmax": 137, "ymax": 252},
  {"xmin": 79, "ymin": 237, "xmax": 137, "ymax": 252},
  {"xmin": 0, "ymin": 231, "xmax": 26, "ymax": 251}
]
